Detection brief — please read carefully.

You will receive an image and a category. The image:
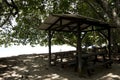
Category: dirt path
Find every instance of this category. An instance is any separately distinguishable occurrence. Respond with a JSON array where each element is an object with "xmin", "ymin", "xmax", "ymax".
[{"xmin": 0, "ymin": 54, "xmax": 120, "ymax": 80}]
